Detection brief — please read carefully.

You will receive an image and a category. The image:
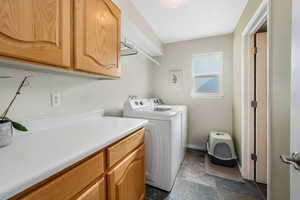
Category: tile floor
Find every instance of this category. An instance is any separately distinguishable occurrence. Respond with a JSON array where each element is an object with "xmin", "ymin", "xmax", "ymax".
[{"xmin": 145, "ymin": 149, "xmax": 267, "ymax": 200}]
